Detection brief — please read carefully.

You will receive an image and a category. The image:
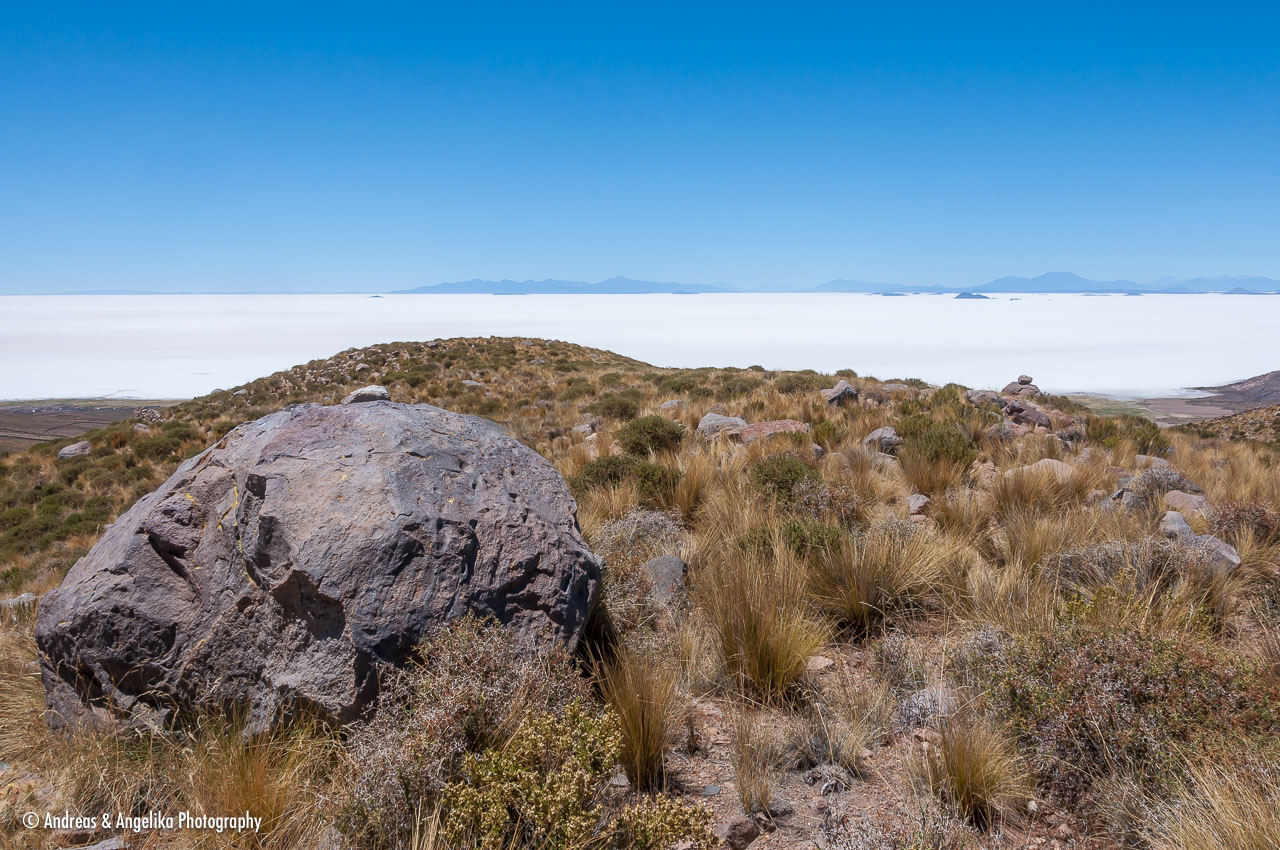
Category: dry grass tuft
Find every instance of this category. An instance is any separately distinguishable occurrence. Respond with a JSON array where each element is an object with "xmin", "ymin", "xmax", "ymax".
[
  {"xmin": 1148, "ymin": 761, "xmax": 1280, "ymax": 850},
  {"xmin": 595, "ymin": 646, "xmax": 682, "ymax": 790},
  {"xmin": 912, "ymin": 716, "xmax": 1027, "ymax": 831}
]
